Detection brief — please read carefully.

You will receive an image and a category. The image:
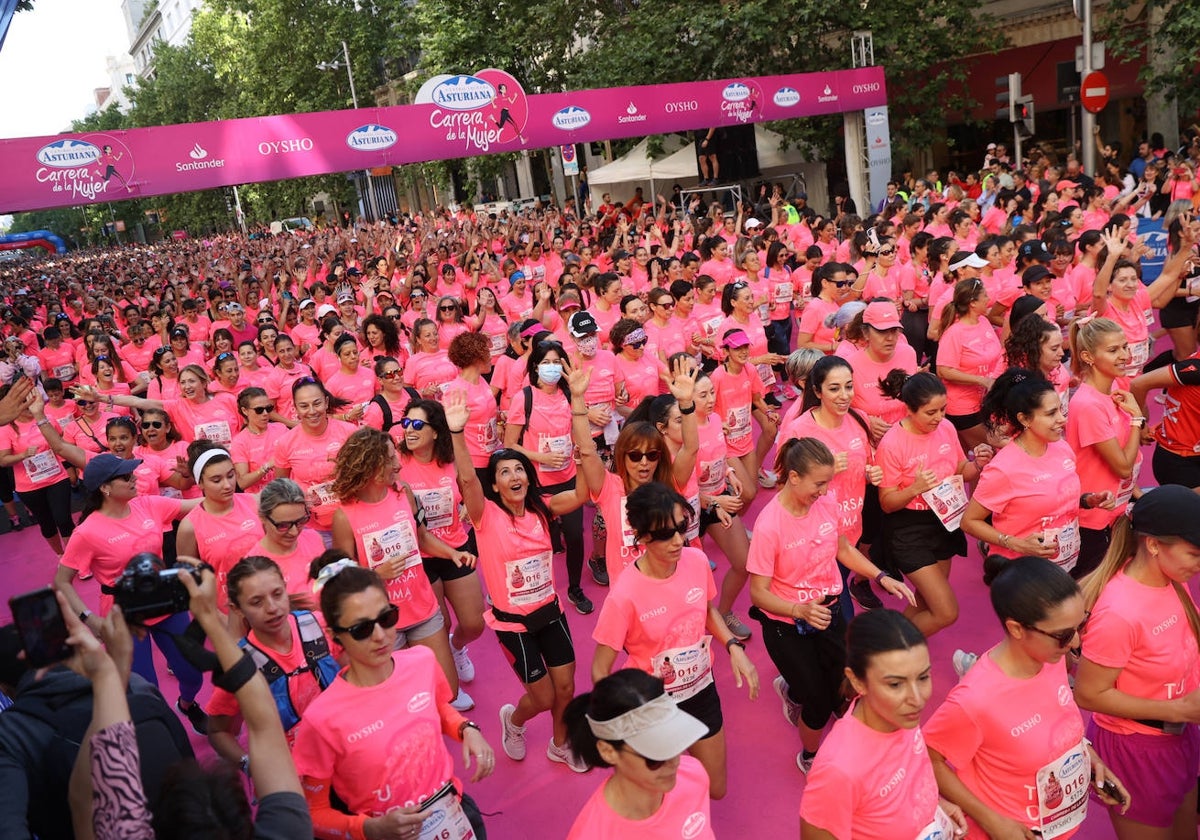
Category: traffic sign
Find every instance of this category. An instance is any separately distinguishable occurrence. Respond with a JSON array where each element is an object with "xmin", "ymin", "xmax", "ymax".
[{"xmin": 1080, "ymin": 71, "xmax": 1109, "ymax": 113}]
